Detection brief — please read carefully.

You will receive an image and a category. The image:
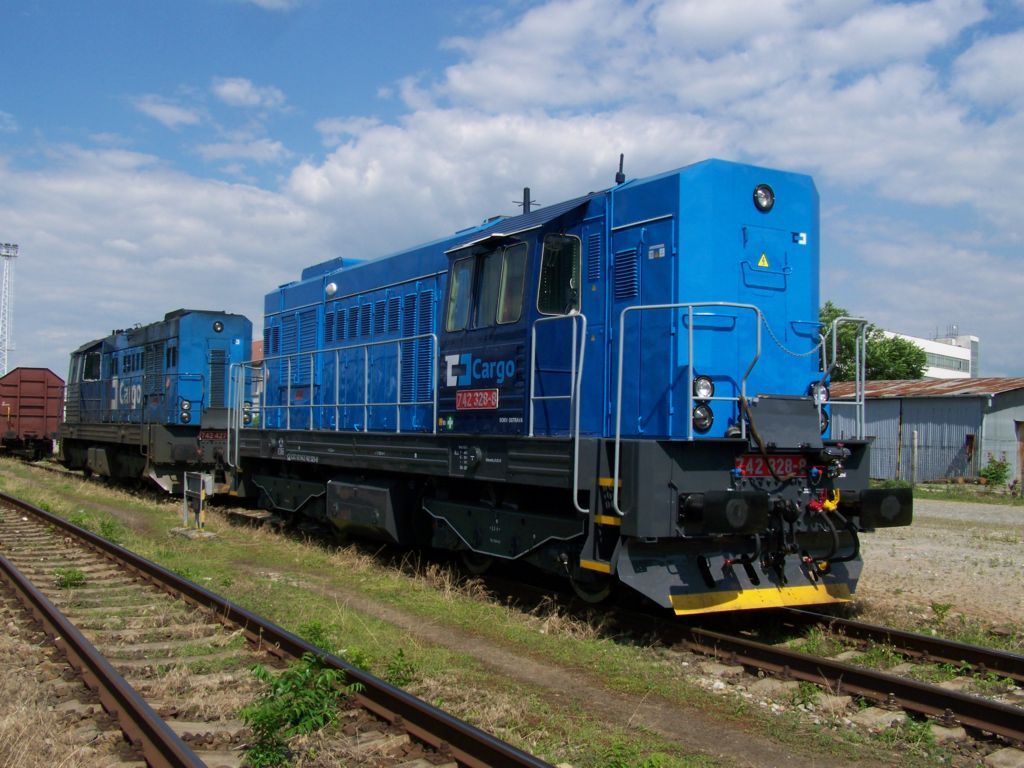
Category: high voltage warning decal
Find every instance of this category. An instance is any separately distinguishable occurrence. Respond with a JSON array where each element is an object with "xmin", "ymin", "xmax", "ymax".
[{"xmin": 757, "ymin": 253, "xmax": 770, "ymax": 268}]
